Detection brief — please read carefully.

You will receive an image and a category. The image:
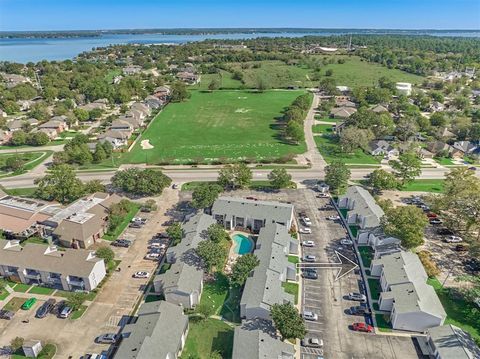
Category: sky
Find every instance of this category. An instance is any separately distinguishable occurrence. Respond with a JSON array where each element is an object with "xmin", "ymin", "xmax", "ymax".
[{"xmin": 0, "ymin": 0, "xmax": 479, "ymax": 31}]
